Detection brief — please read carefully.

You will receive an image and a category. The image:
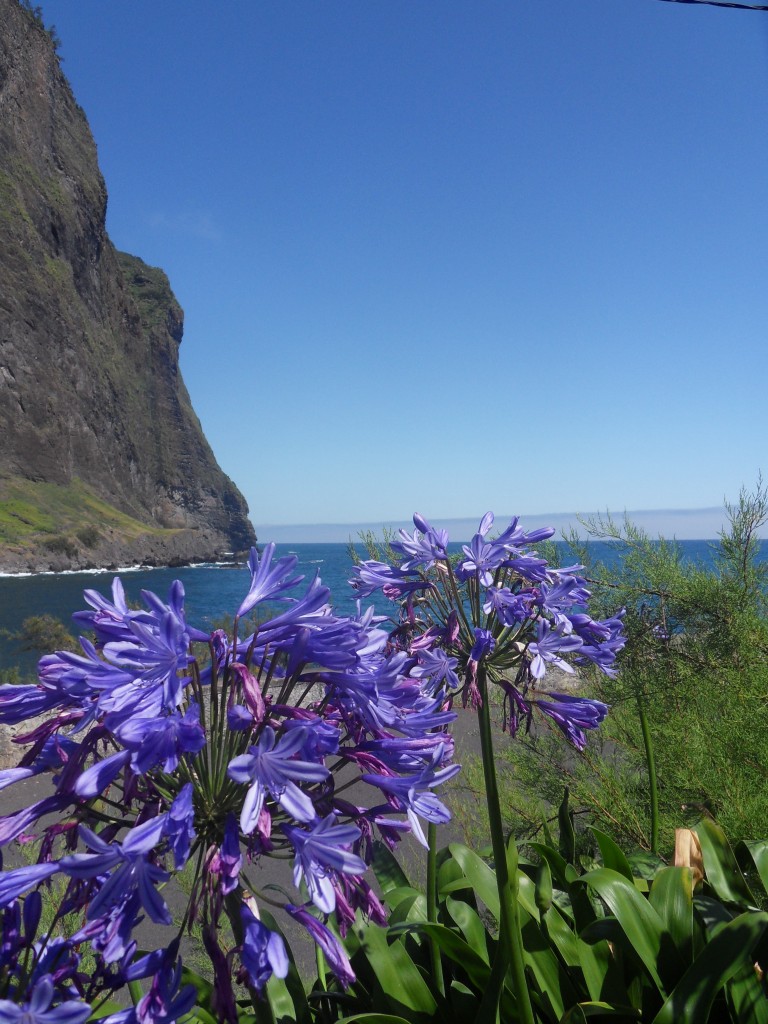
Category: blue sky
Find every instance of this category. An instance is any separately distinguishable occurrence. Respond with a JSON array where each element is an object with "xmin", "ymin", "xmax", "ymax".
[{"xmin": 39, "ymin": 0, "xmax": 768, "ymax": 538}]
